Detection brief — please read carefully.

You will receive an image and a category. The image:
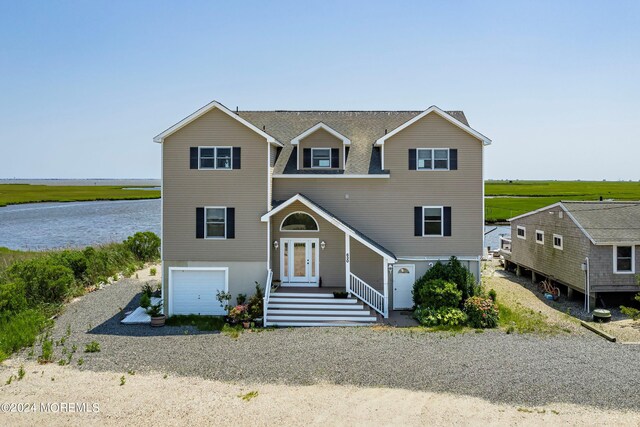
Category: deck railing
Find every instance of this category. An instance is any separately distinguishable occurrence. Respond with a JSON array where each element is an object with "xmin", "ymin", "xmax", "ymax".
[
  {"xmin": 348, "ymin": 272, "xmax": 386, "ymax": 317},
  {"xmin": 263, "ymin": 269, "xmax": 273, "ymax": 327}
]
